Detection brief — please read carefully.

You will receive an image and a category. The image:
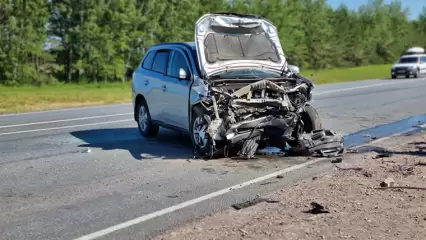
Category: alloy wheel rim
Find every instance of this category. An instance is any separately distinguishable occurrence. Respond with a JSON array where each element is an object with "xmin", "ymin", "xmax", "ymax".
[
  {"xmin": 138, "ymin": 105, "xmax": 148, "ymax": 132},
  {"xmin": 193, "ymin": 116, "xmax": 208, "ymax": 148}
]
